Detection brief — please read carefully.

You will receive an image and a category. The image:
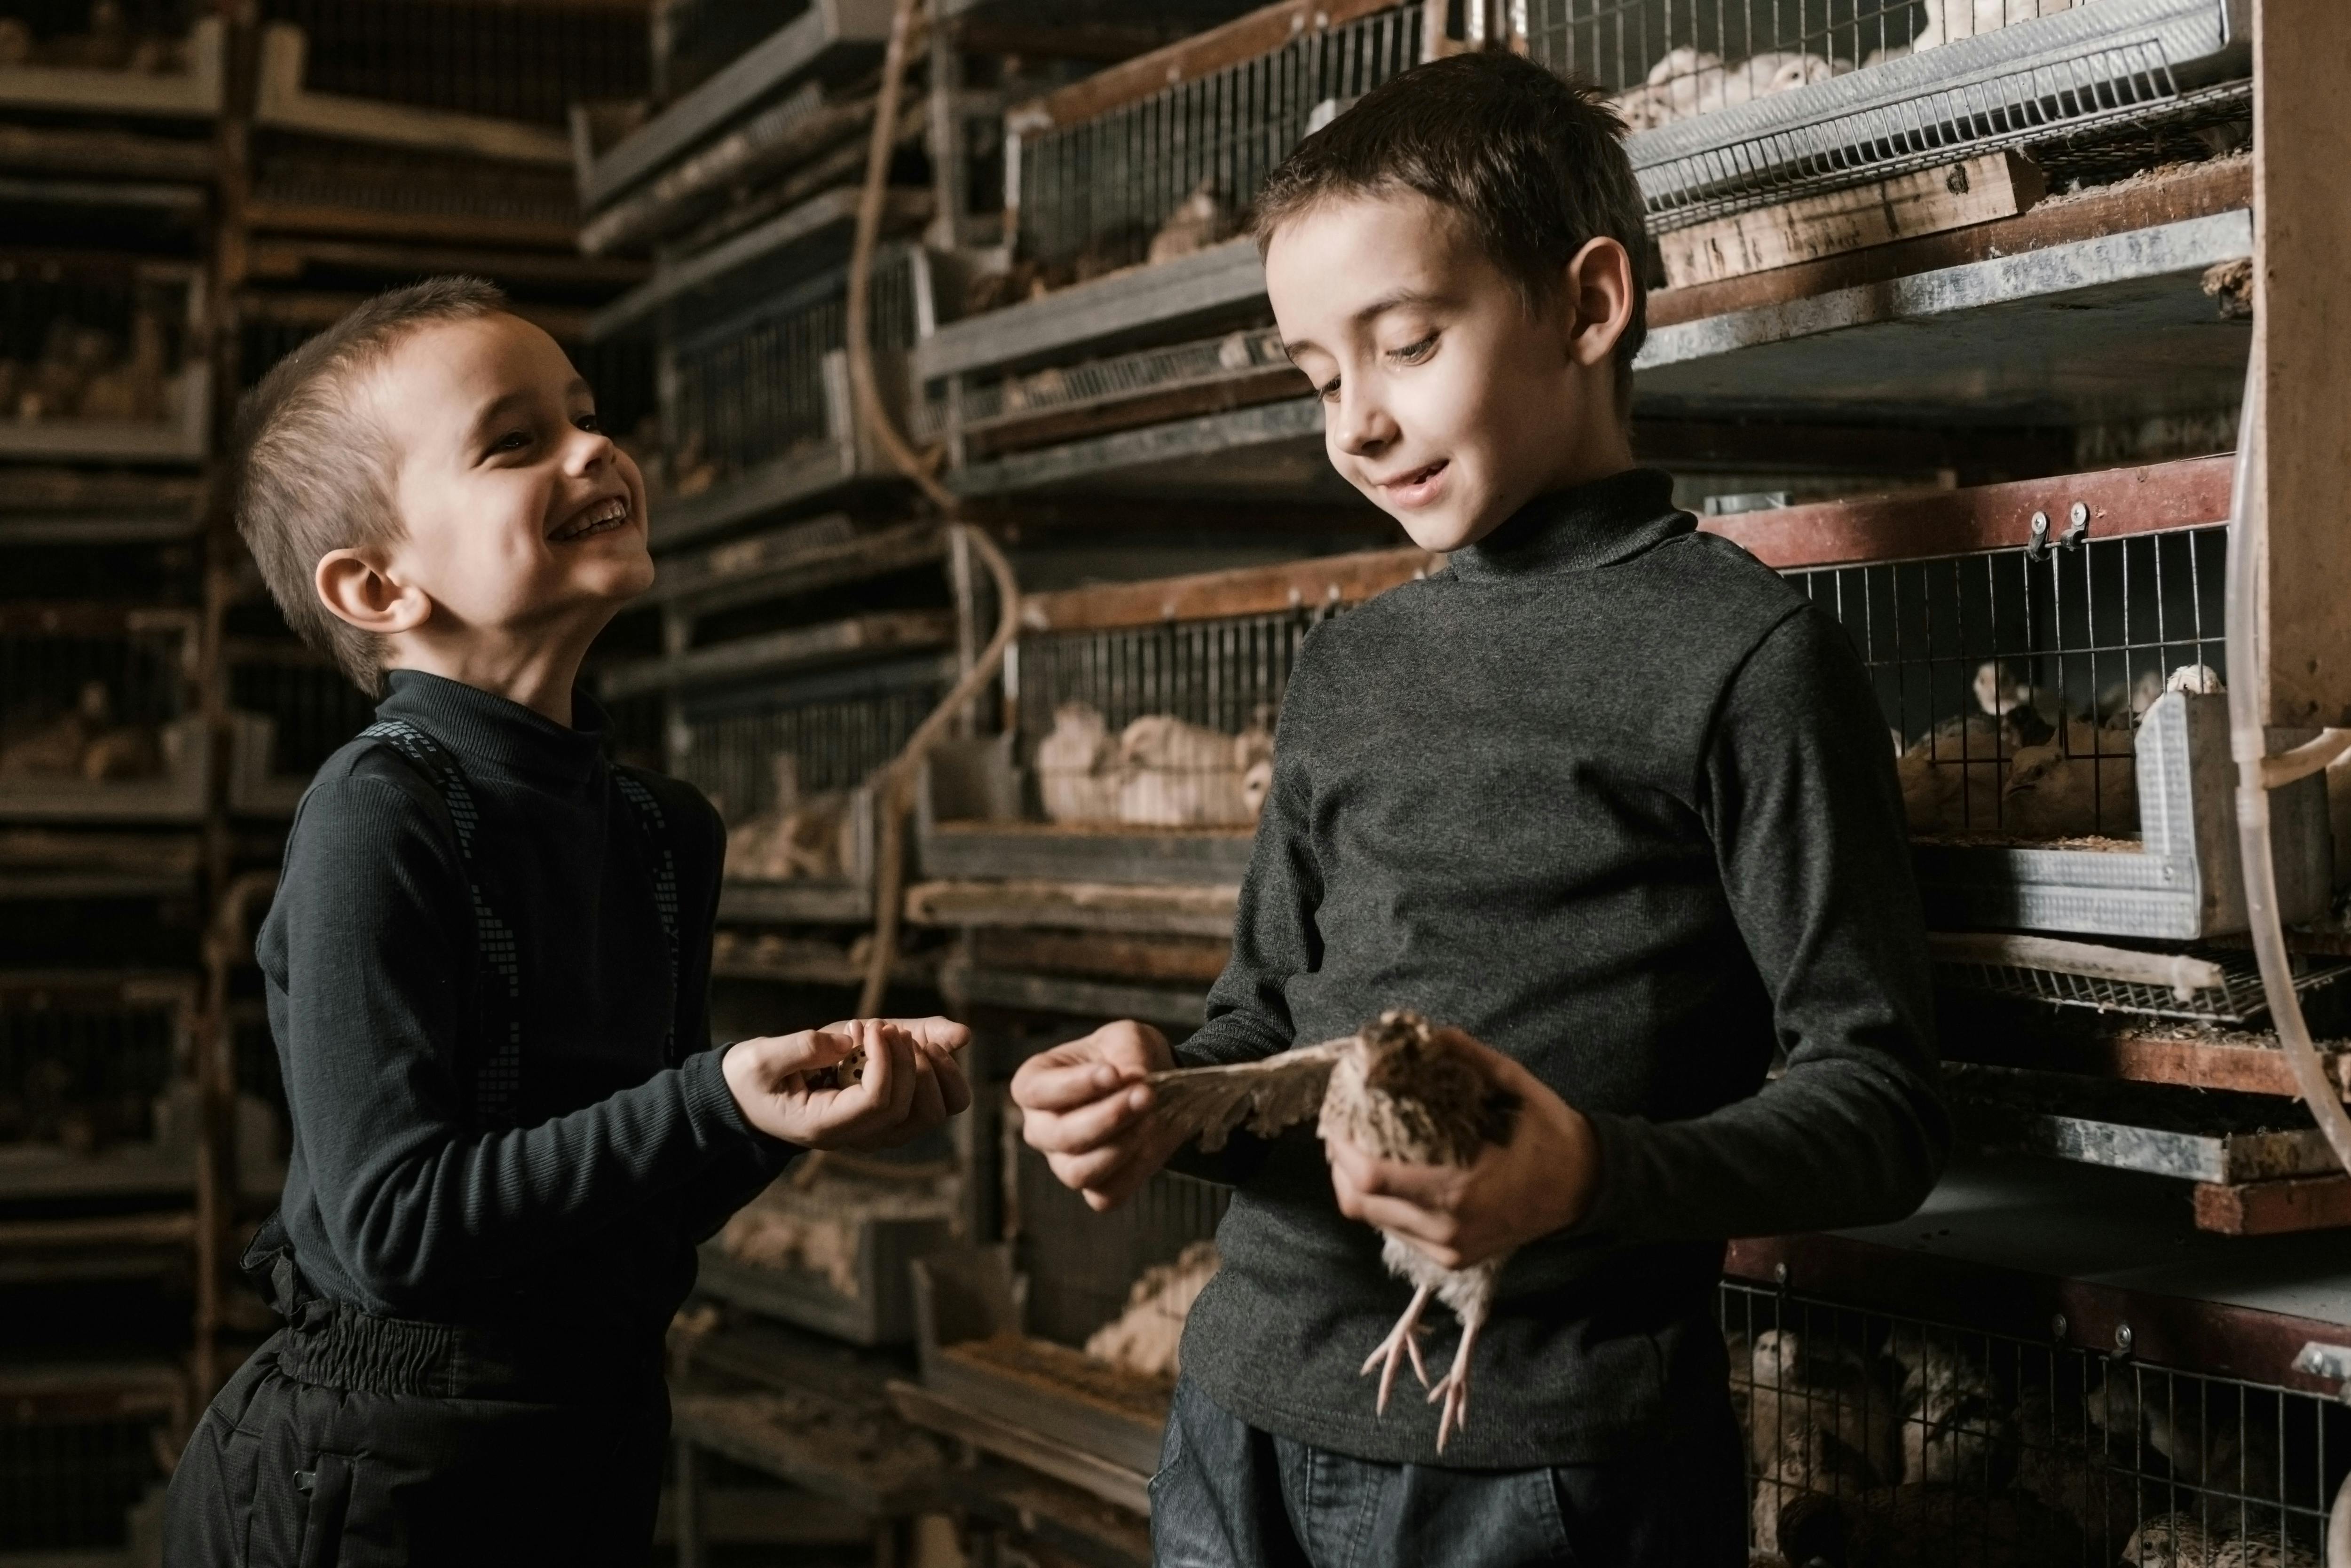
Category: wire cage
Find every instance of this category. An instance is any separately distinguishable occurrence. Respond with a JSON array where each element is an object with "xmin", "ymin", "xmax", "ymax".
[
  {"xmin": 1518, "ymin": 0, "xmax": 2251, "ymax": 230},
  {"xmin": 0, "ymin": 974, "xmax": 191, "ymax": 1169},
  {"xmin": 661, "ymin": 248, "xmax": 922, "ymax": 505},
  {"xmin": 0, "ymin": 1405, "xmax": 167, "ymax": 1554},
  {"xmin": 248, "ymin": 132, "xmax": 584, "ymax": 231},
  {"xmin": 1795, "ymin": 521, "xmax": 2226, "ymax": 843},
  {"xmin": 1009, "ymin": 606, "xmax": 1312, "ymax": 832},
  {"xmin": 260, "ymin": 0, "xmax": 648, "ymax": 126},
  {"xmin": 0, "ymin": 608, "xmax": 205, "ymax": 821},
  {"xmin": 1008, "ymin": 1124, "xmax": 1230, "ymax": 1348},
  {"xmin": 226, "ymin": 654, "xmax": 376, "ymax": 815},
  {"xmin": 1721, "ymin": 1277, "xmax": 2344, "ymax": 1565},
  {"xmin": 650, "ymin": 0, "xmax": 809, "ymax": 104},
  {"xmin": 1010, "ymin": 2, "xmax": 1426, "ymax": 284},
  {"xmin": 0, "ymin": 260, "xmax": 208, "ymax": 459}
]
